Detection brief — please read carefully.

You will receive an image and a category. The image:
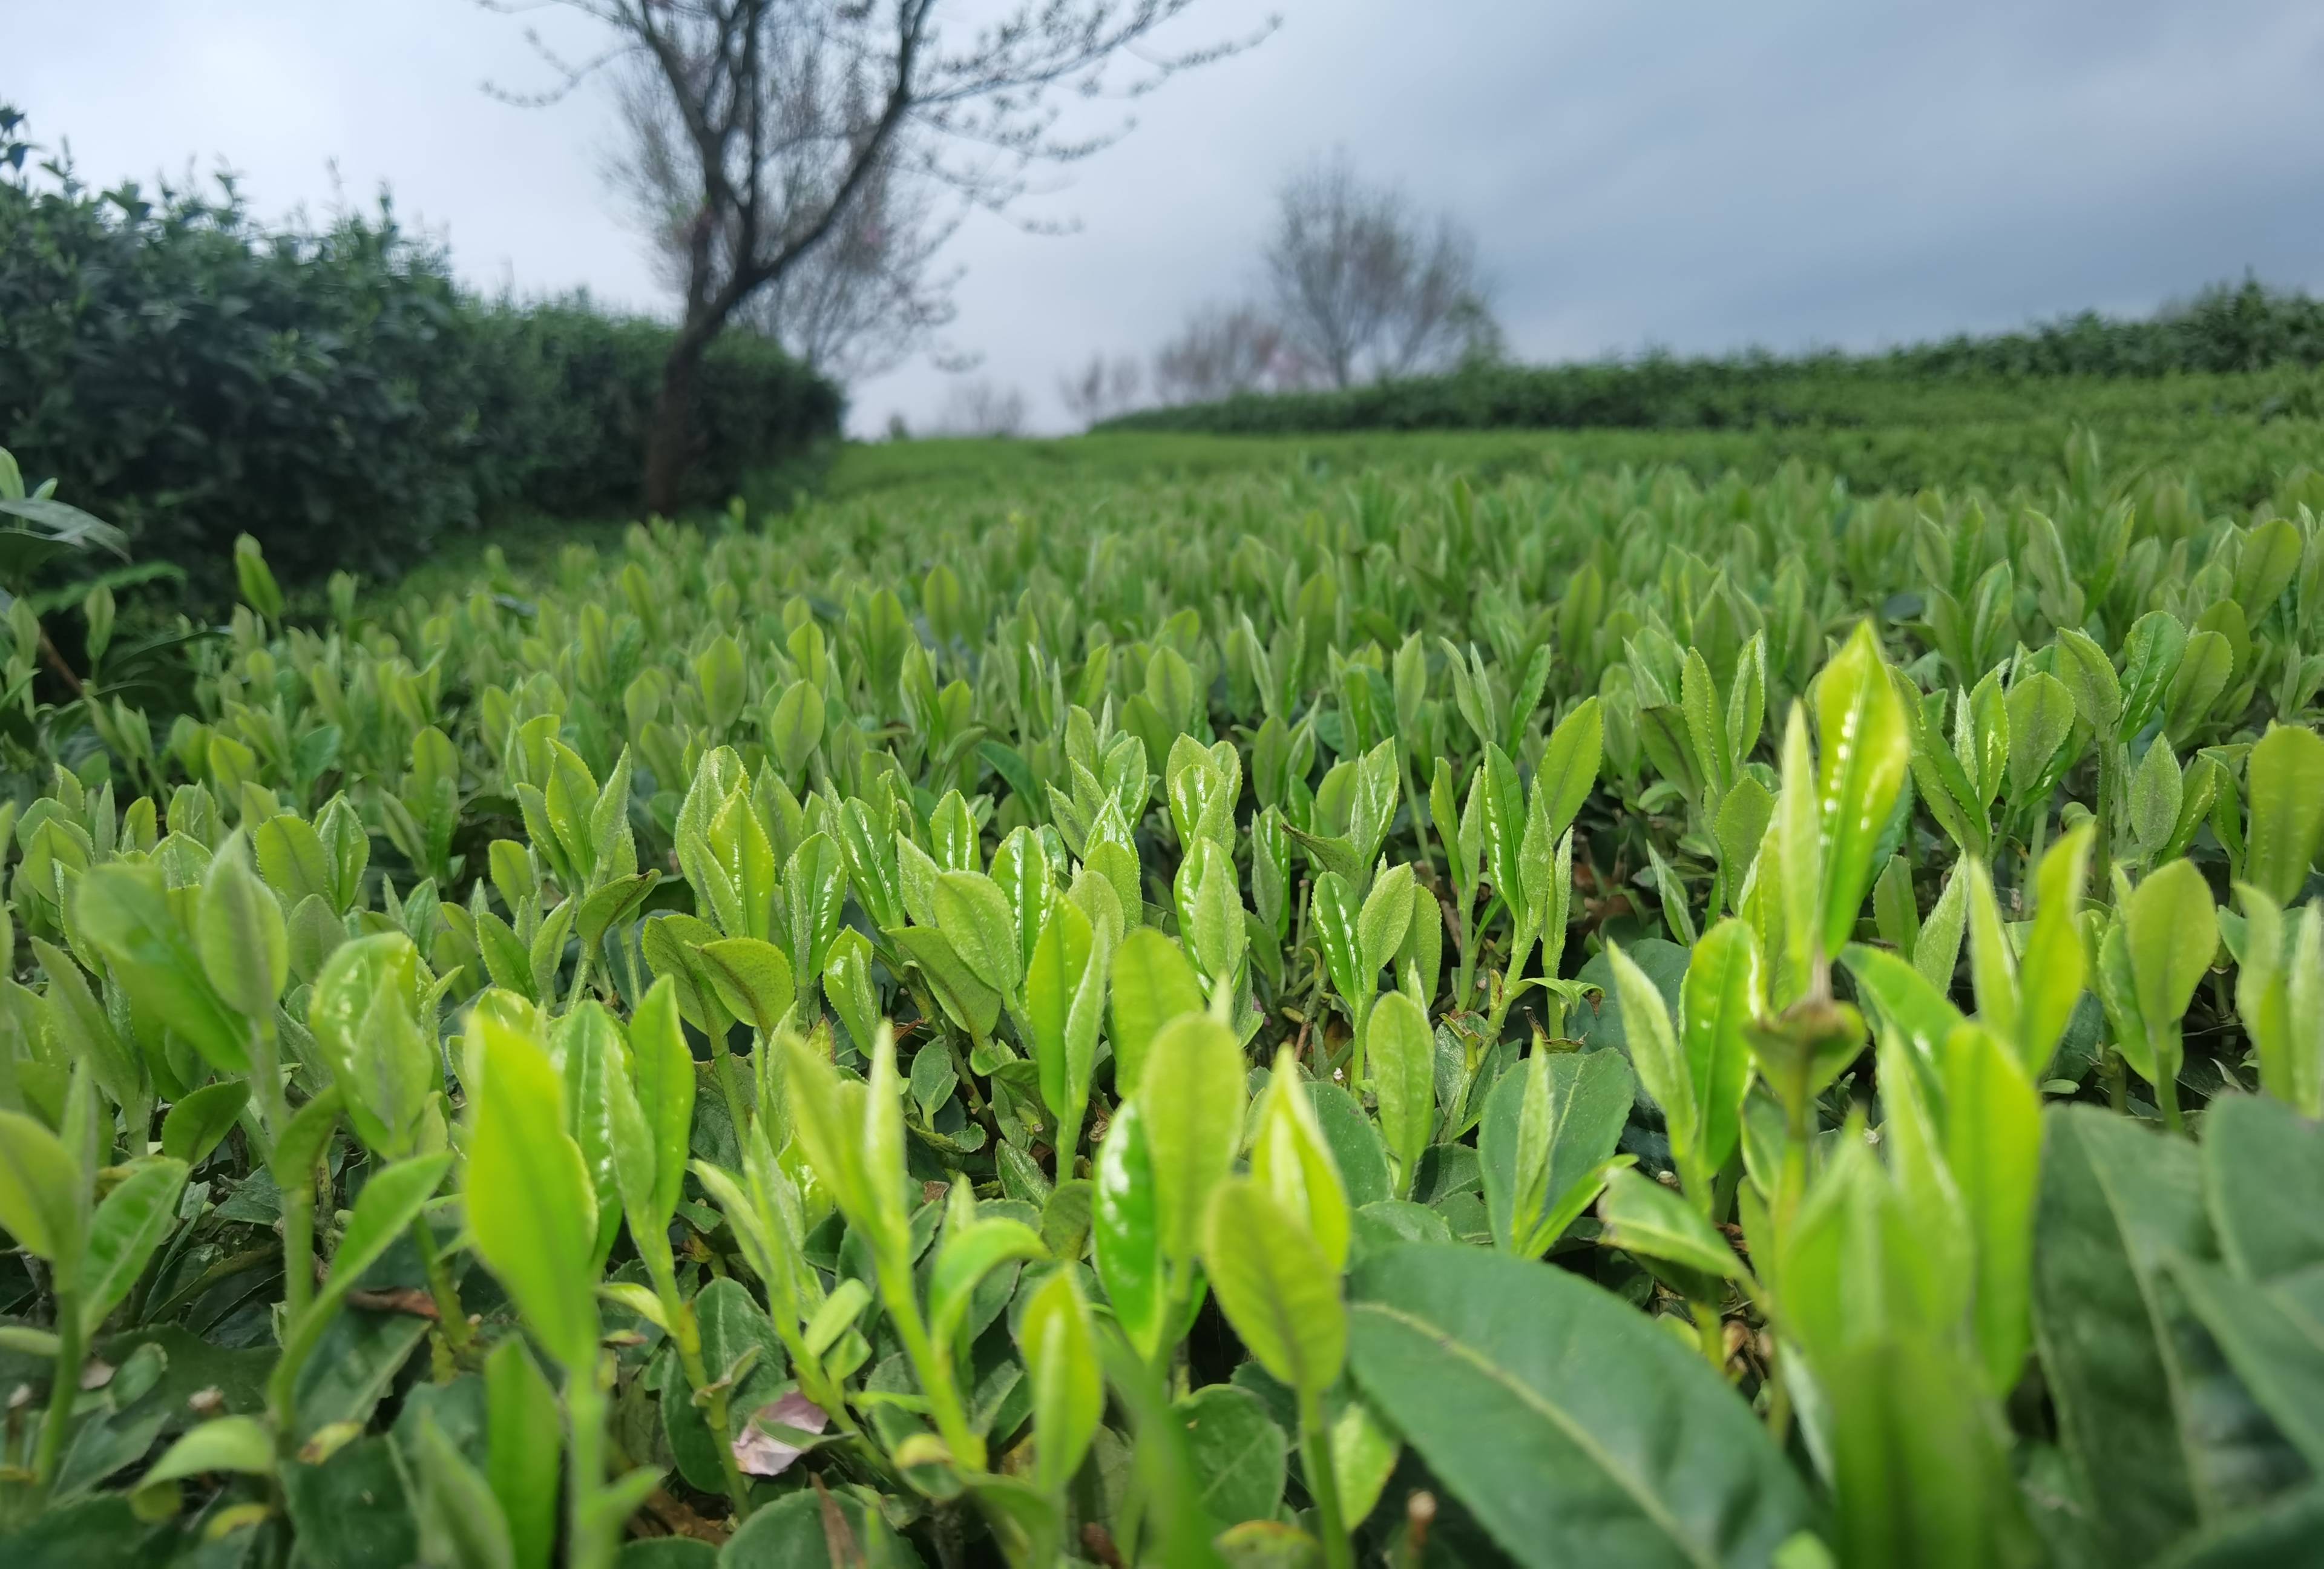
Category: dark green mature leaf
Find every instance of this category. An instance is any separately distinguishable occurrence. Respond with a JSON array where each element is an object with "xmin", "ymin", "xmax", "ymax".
[
  {"xmin": 159, "ymin": 1079, "xmax": 248, "ymax": 1166},
  {"xmin": 2152, "ymin": 1484, "xmax": 2324, "ymax": 1569},
  {"xmin": 1098, "ymin": 1326, "xmax": 1232, "ymax": 1569},
  {"xmin": 2202, "ymin": 1094, "xmax": 2324, "ymax": 1284},
  {"xmin": 665, "ymin": 1278, "xmax": 788, "ymax": 1494},
  {"xmin": 1177, "ymin": 1383, "xmax": 1288, "ymax": 1527},
  {"xmin": 1349, "ymin": 1243, "xmax": 1811, "ymax": 1568},
  {"xmin": 2168, "ymin": 1257, "xmax": 2324, "ymax": 1473},
  {"xmin": 411, "ymin": 1410, "xmax": 516, "ymax": 1569},
  {"xmin": 716, "ymin": 1485, "xmax": 925, "ymax": 1567},
  {"xmin": 2031, "ymin": 1107, "xmax": 2210, "ymax": 1560},
  {"xmin": 284, "ymin": 1436, "xmax": 421, "ymax": 1569},
  {"xmin": 1479, "ymin": 1049, "xmax": 1633, "ymax": 1257},
  {"xmin": 79, "ymin": 1157, "xmax": 188, "ymax": 1335}
]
